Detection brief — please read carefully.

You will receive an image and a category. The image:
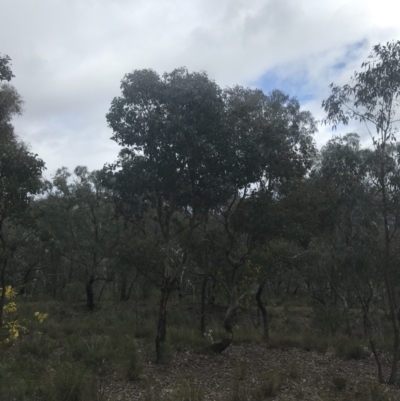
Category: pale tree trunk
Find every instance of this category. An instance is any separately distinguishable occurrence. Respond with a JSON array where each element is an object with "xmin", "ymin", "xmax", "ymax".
[{"xmin": 210, "ymin": 283, "xmax": 238, "ymax": 353}]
